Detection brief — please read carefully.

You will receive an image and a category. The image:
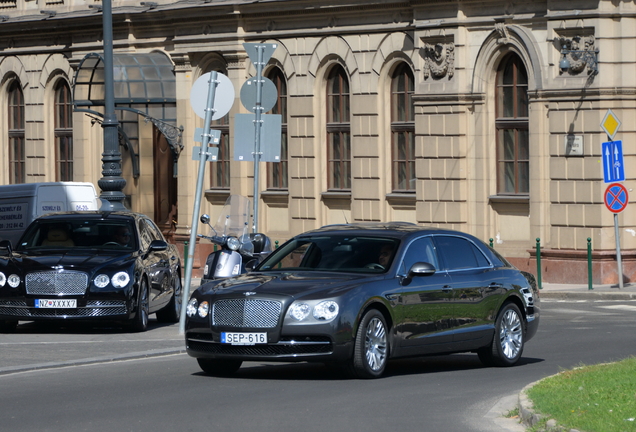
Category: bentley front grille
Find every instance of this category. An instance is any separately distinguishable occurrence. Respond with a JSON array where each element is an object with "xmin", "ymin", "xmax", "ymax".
[
  {"xmin": 212, "ymin": 299, "xmax": 282, "ymax": 328},
  {"xmin": 0, "ymin": 300, "xmax": 127, "ymax": 318},
  {"xmin": 26, "ymin": 271, "xmax": 88, "ymax": 296}
]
